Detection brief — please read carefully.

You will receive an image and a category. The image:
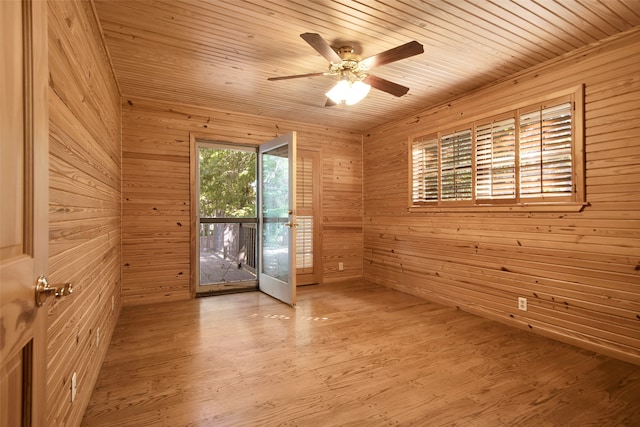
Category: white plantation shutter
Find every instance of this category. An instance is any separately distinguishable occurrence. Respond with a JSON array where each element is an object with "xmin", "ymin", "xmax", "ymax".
[
  {"xmin": 409, "ymin": 91, "xmax": 580, "ymax": 208},
  {"xmin": 412, "ymin": 135, "xmax": 438, "ymax": 203},
  {"xmin": 297, "ymin": 156, "xmax": 313, "ymax": 209},
  {"xmin": 296, "ymin": 215, "xmax": 313, "ymax": 270},
  {"xmin": 296, "ymin": 156, "xmax": 313, "ymax": 272},
  {"xmin": 519, "ymin": 102, "xmax": 573, "ymax": 198},
  {"xmin": 441, "ymin": 129, "xmax": 472, "ymax": 200},
  {"xmin": 476, "ymin": 118, "xmax": 516, "ymax": 200}
]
